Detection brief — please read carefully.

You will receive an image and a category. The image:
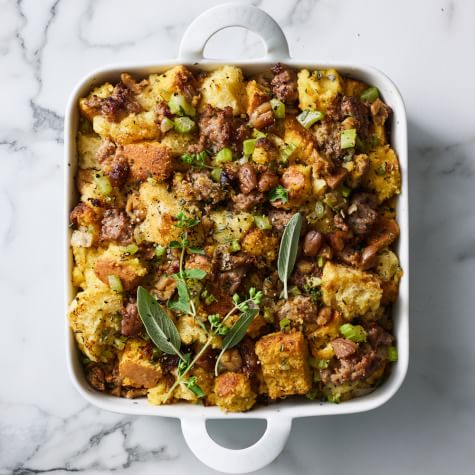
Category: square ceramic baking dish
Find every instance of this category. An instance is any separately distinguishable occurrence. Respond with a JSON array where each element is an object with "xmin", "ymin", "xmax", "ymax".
[{"xmin": 64, "ymin": 3, "xmax": 409, "ymax": 473}]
